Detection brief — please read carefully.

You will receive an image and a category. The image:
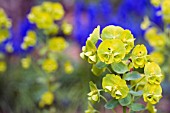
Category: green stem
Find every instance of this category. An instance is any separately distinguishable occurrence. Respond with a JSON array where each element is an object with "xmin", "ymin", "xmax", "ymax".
[
  {"xmin": 130, "ymin": 76, "xmax": 145, "ymax": 89},
  {"xmin": 100, "ymin": 95, "xmax": 107, "ymax": 103},
  {"xmin": 106, "ymin": 67, "xmax": 112, "ymax": 73},
  {"xmin": 99, "ymin": 95, "xmax": 116, "ymax": 113},
  {"xmin": 123, "ymin": 106, "xmax": 126, "ymax": 113}
]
